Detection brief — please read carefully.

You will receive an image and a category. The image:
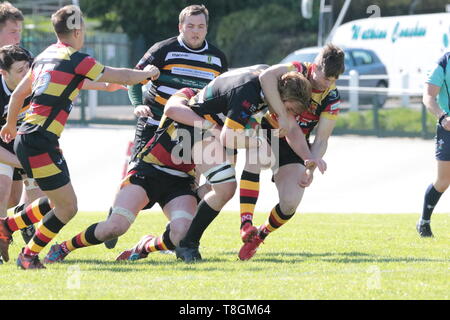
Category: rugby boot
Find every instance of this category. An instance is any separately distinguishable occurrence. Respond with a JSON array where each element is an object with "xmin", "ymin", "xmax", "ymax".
[
  {"xmin": 43, "ymin": 243, "xmax": 69, "ymax": 264},
  {"xmin": 175, "ymin": 240, "xmax": 202, "ymax": 263},
  {"xmin": 240, "ymin": 222, "xmax": 258, "ymax": 243},
  {"xmin": 116, "ymin": 235, "xmax": 154, "ymax": 261},
  {"xmin": 416, "ymin": 221, "xmax": 434, "ymax": 238},
  {"xmin": 238, "ymin": 230, "xmax": 264, "ymax": 261},
  {"xmin": 17, "ymin": 249, "xmax": 45, "ymax": 270}
]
